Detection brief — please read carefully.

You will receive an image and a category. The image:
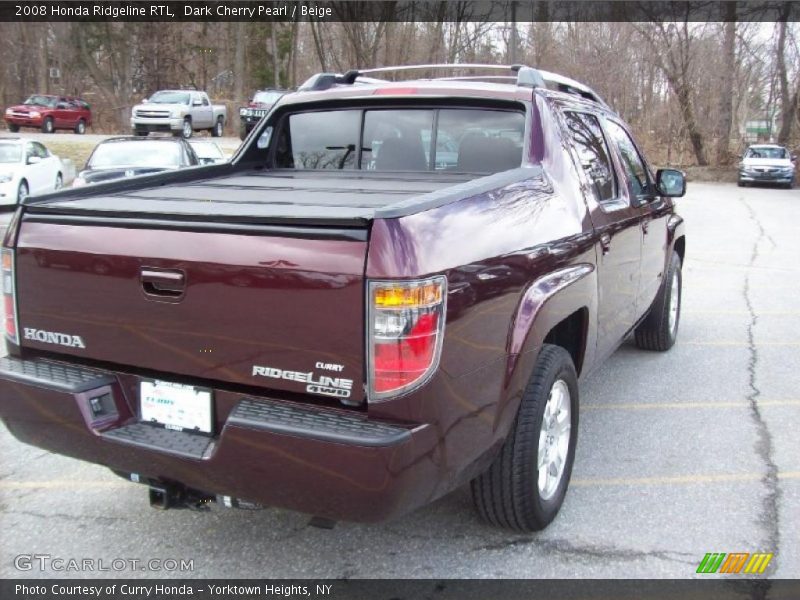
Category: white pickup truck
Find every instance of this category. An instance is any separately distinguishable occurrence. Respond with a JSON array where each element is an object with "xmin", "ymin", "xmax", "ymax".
[{"xmin": 131, "ymin": 90, "xmax": 227, "ymax": 138}]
